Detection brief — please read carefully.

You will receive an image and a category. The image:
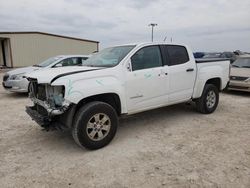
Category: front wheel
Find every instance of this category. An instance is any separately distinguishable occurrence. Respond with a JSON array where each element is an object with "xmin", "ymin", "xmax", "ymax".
[
  {"xmin": 195, "ymin": 84, "xmax": 219, "ymax": 114},
  {"xmin": 72, "ymin": 101, "xmax": 118, "ymax": 150}
]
